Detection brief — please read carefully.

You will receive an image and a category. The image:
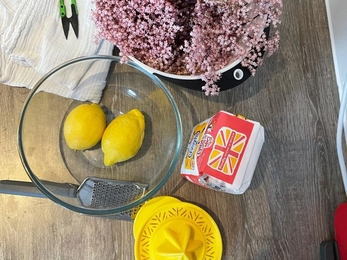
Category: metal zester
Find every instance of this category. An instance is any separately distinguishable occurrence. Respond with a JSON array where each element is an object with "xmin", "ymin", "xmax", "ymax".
[{"xmin": 0, "ymin": 177, "xmax": 148, "ymax": 220}]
